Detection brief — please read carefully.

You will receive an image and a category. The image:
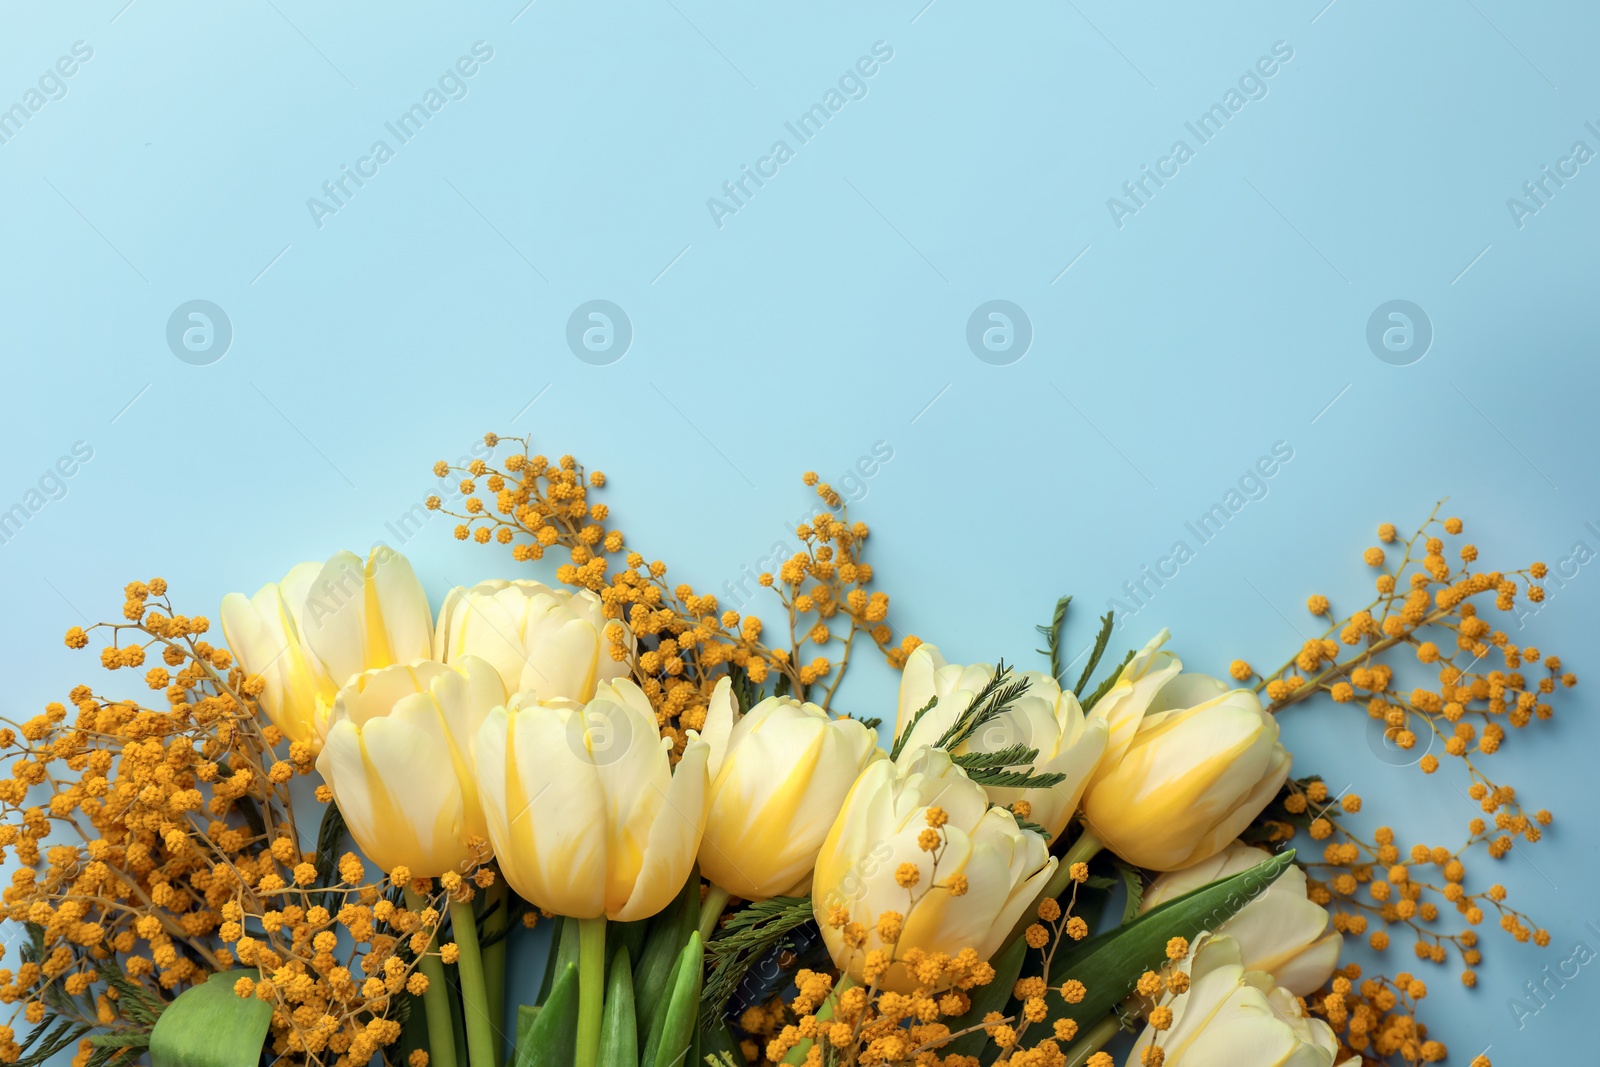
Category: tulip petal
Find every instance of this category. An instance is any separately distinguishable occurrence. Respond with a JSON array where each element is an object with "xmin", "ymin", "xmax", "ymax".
[
  {"xmin": 614, "ymin": 735, "xmax": 708, "ymax": 922},
  {"xmin": 700, "ymin": 677, "xmax": 735, "ymax": 780}
]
